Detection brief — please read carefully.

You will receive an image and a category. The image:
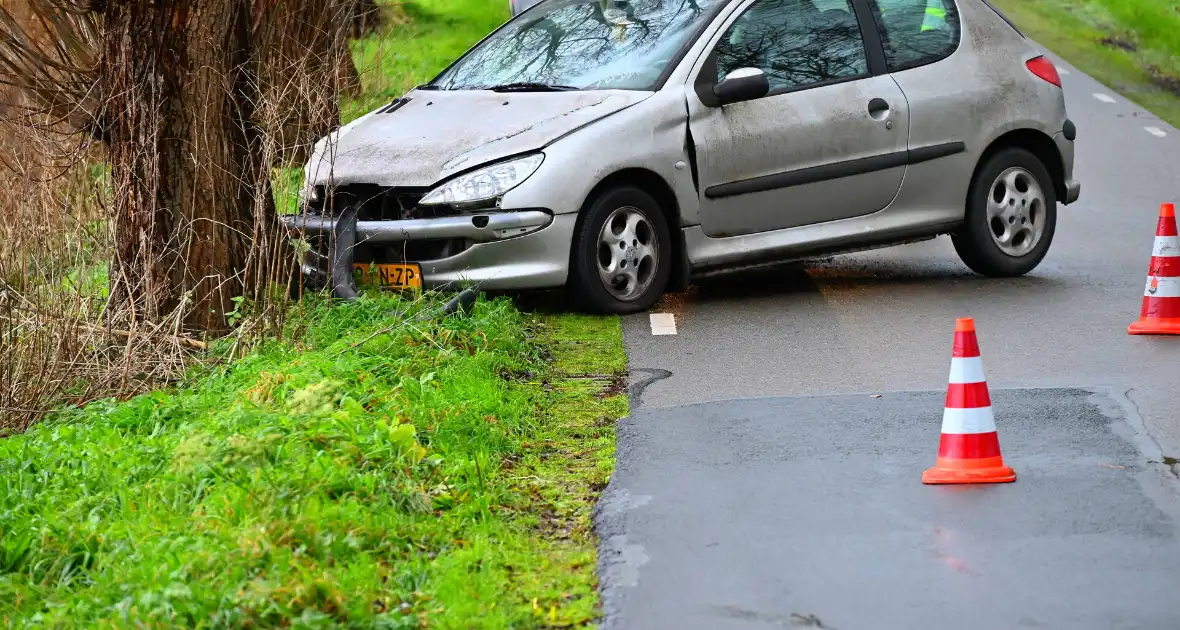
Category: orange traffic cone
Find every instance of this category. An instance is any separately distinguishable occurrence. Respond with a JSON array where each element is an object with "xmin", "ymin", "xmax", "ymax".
[
  {"xmin": 1128, "ymin": 203, "xmax": 1180, "ymax": 335},
  {"xmin": 922, "ymin": 317, "xmax": 1016, "ymax": 485}
]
